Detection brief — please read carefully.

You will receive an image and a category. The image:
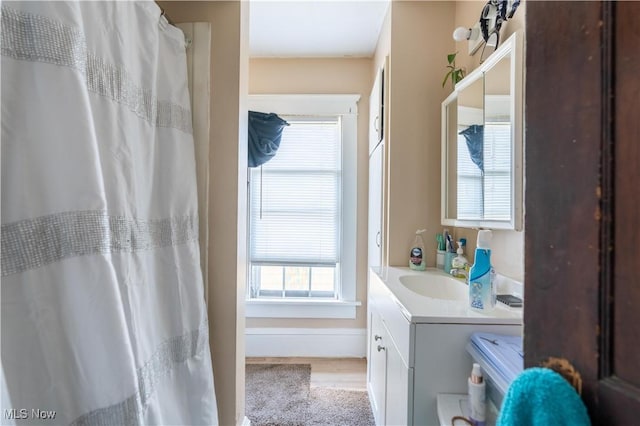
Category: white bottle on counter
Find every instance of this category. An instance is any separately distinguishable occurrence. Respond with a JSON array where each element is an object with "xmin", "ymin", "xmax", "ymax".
[
  {"xmin": 468, "ymin": 363, "xmax": 486, "ymax": 426},
  {"xmin": 409, "ymin": 229, "xmax": 427, "ymax": 271}
]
